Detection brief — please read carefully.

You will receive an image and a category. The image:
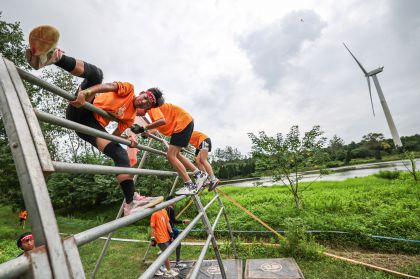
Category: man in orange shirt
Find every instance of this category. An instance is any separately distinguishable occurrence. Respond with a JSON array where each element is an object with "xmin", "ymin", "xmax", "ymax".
[
  {"xmin": 26, "ymin": 26, "xmax": 164, "ymax": 215},
  {"xmin": 134, "ymin": 104, "xmax": 207, "ymax": 195},
  {"xmin": 150, "ymin": 209, "xmax": 178, "ymax": 277},
  {"xmin": 18, "ymin": 210, "xmax": 28, "ymax": 229},
  {"xmin": 189, "ymin": 131, "xmax": 220, "ymax": 191}
]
